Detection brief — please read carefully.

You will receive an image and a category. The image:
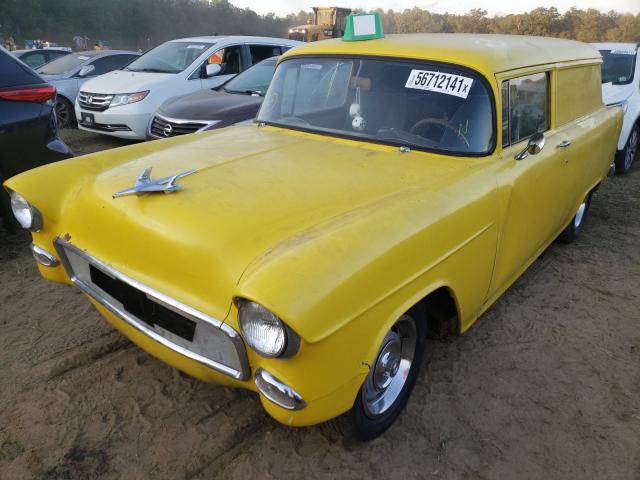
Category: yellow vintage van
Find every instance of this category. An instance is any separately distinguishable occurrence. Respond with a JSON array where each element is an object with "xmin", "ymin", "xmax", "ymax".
[{"xmin": 5, "ymin": 15, "xmax": 623, "ymax": 440}]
